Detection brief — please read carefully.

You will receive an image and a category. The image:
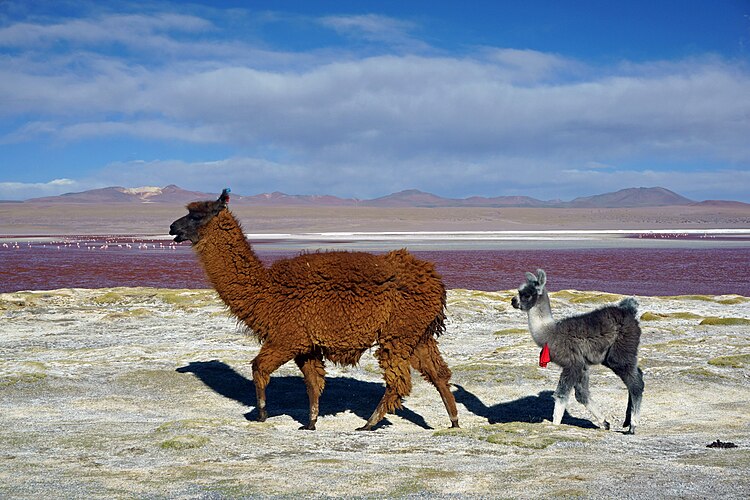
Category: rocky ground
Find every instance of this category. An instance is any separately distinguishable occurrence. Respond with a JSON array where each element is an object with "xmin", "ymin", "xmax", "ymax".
[{"xmin": 1, "ymin": 287, "xmax": 748, "ymax": 498}]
